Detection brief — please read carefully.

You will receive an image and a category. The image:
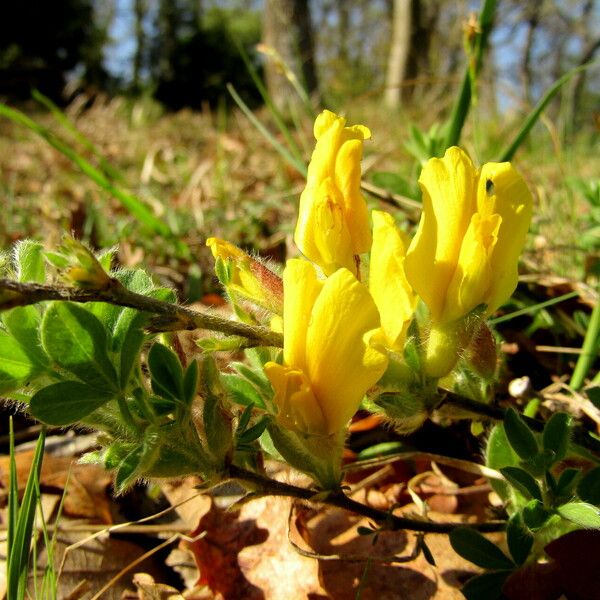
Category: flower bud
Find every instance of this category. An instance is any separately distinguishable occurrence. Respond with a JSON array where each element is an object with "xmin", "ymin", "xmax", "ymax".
[
  {"xmin": 295, "ymin": 110, "xmax": 372, "ymax": 276},
  {"xmin": 206, "ymin": 237, "xmax": 283, "ymax": 314}
]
